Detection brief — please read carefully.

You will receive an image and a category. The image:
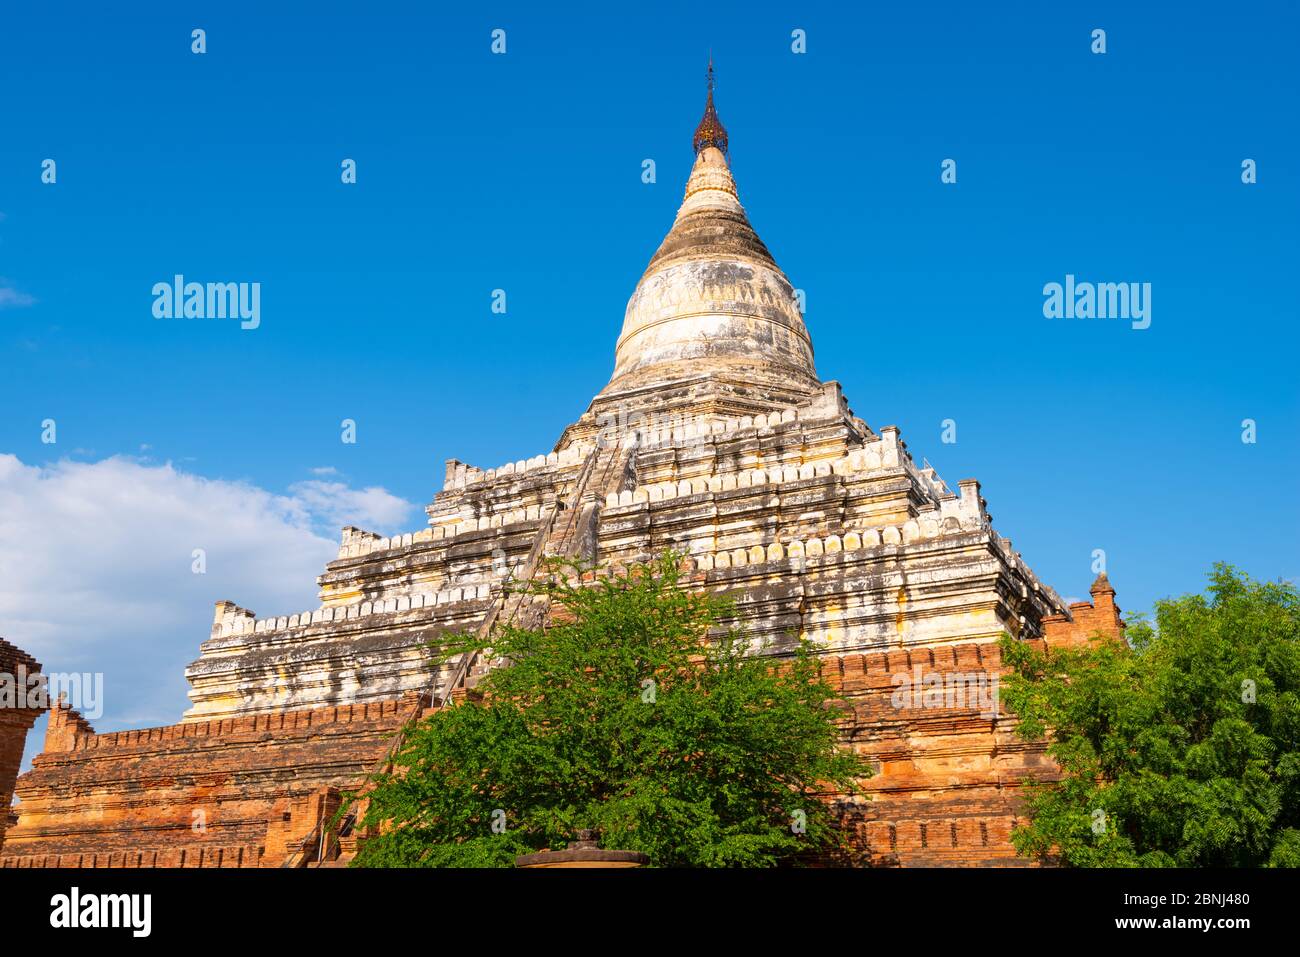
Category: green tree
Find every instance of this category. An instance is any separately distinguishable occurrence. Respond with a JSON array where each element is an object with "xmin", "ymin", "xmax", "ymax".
[
  {"xmin": 349, "ymin": 552, "xmax": 868, "ymax": 867},
  {"xmin": 1000, "ymin": 564, "xmax": 1300, "ymax": 867}
]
